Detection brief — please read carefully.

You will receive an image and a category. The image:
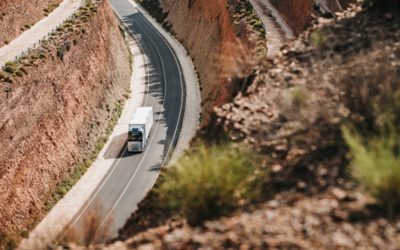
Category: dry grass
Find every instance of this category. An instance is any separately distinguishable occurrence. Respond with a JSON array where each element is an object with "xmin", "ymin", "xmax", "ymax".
[
  {"xmin": 23, "ymin": 206, "xmax": 113, "ymax": 249},
  {"xmin": 58, "ymin": 207, "xmax": 113, "ymax": 247},
  {"xmin": 156, "ymin": 142, "xmax": 266, "ymax": 225},
  {"xmin": 339, "ymin": 51, "xmax": 400, "ymax": 214}
]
